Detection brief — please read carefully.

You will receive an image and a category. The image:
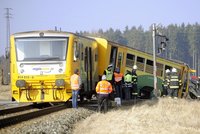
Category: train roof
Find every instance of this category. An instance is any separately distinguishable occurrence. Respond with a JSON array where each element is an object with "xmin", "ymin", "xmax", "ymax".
[
  {"xmin": 13, "ymin": 30, "xmax": 71, "ymax": 36},
  {"xmin": 12, "ymin": 30, "xmax": 96, "ymax": 41},
  {"xmin": 93, "ymin": 37, "xmax": 188, "ymax": 67},
  {"xmin": 108, "ymin": 40, "xmax": 188, "ymax": 66}
]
